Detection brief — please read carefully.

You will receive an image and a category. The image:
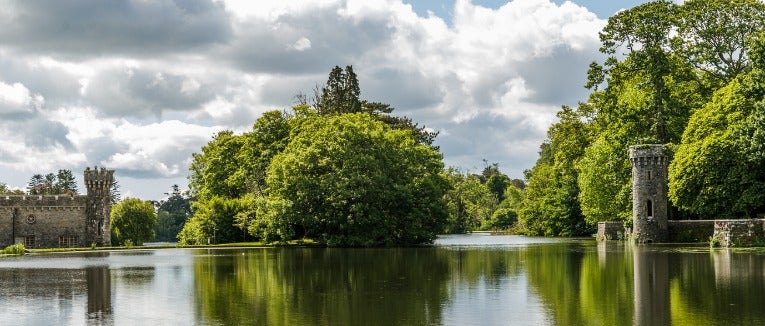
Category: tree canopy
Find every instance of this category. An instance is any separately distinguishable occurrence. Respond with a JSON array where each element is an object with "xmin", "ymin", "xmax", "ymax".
[
  {"xmin": 669, "ymin": 32, "xmax": 765, "ymax": 218},
  {"xmin": 111, "ymin": 198, "xmax": 157, "ymax": 246},
  {"xmin": 251, "ymin": 113, "xmax": 449, "ymax": 246},
  {"xmin": 181, "ymin": 66, "xmax": 448, "ymax": 246}
]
